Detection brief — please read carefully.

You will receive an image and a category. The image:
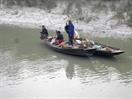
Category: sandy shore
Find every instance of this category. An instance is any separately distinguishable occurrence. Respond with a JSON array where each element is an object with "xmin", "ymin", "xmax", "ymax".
[{"xmin": 0, "ymin": 7, "xmax": 132, "ymax": 39}]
